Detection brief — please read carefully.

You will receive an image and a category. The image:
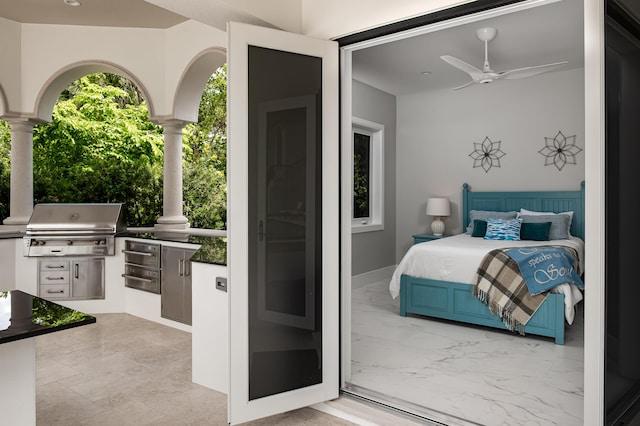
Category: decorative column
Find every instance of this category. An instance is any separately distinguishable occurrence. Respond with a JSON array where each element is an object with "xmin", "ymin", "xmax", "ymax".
[
  {"xmin": 156, "ymin": 120, "xmax": 189, "ymax": 229},
  {"xmin": 3, "ymin": 119, "xmax": 35, "ymax": 227}
]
